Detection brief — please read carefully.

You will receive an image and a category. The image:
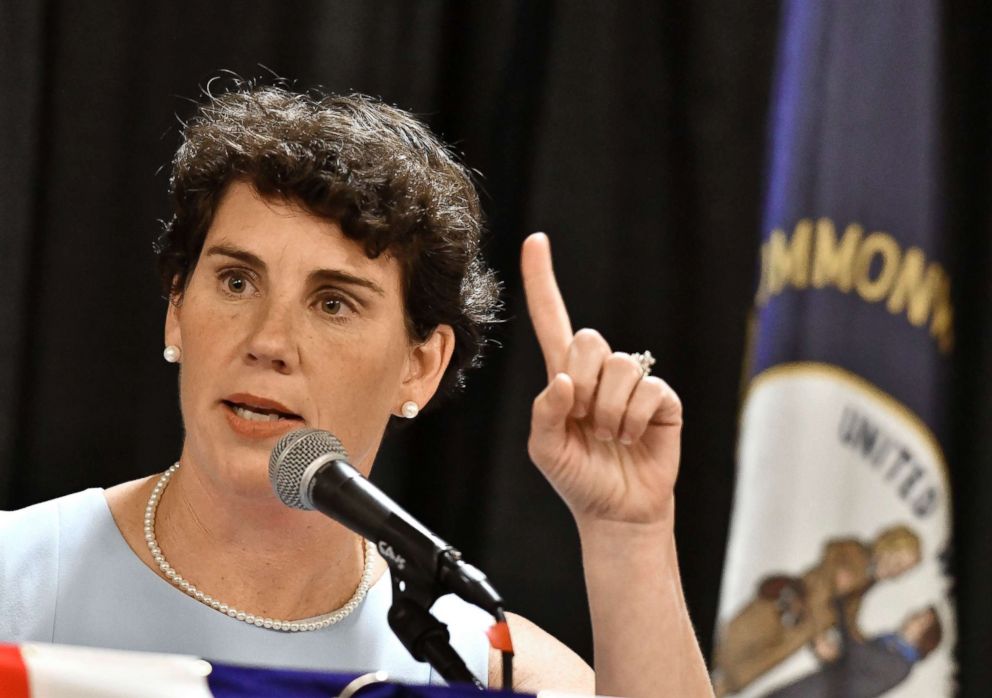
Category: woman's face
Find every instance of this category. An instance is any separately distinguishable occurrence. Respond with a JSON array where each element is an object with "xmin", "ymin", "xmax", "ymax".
[{"xmin": 165, "ymin": 181, "xmax": 452, "ymax": 498}]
